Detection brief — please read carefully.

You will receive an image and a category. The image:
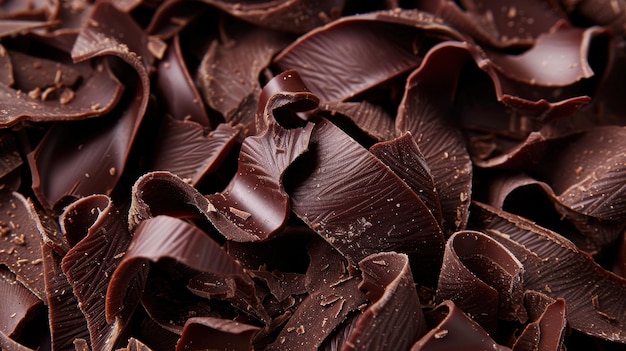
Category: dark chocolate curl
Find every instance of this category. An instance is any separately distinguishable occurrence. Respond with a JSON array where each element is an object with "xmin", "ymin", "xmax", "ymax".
[
  {"xmin": 436, "ymin": 230, "xmax": 526, "ymax": 335},
  {"xmin": 60, "ymin": 195, "xmax": 134, "ymax": 351},
  {"xmin": 343, "ymin": 252, "xmax": 426, "ymax": 350},
  {"xmin": 513, "ymin": 297, "xmax": 567, "ymax": 351},
  {"xmin": 198, "ymin": 19, "xmax": 293, "ymax": 131},
  {"xmin": 411, "ymin": 300, "xmax": 512, "ymax": 351},
  {"xmin": 106, "ymin": 216, "xmax": 260, "ymax": 326},
  {"xmin": 289, "ymin": 117, "xmax": 445, "ymax": 286},
  {"xmin": 0, "ymin": 132, "xmax": 24, "ymax": 192},
  {"xmin": 28, "ymin": 1, "xmax": 152, "ymax": 211},
  {"xmin": 370, "ymin": 133, "xmax": 443, "ymax": 229},
  {"xmin": 419, "ymin": 0, "xmax": 567, "ymax": 47},
  {"xmin": 485, "ymin": 26, "xmax": 605, "ymax": 86},
  {"xmin": 157, "ymin": 35, "xmax": 211, "ymax": 126},
  {"xmin": 0, "ymin": 61, "xmax": 124, "ymax": 127},
  {"xmin": 42, "ymin": 243, "xmax": 90, "ymax": 351},
  {"xmin": 317, "ymin": 101, "xmax": 397, "ymax": 142},
  {"xmin": 0, "ymin": 269, "xmax": 43, "ymax": 345},
  {"xmin": 256, "ymin": 70, "xmax": 319, "ymax": 133},
  {"xmin": 471, "ymin": 202, "xmax": 626, "ymax": 344},
  {"xmin": 198, "ymin": 0, "xmax": 346, "ymax": 33},
  {"xmin": 396, "ymin": 55, "xmax": 472, "ymax": 234},
  {"xmin": 0, "ymin": 191, "xmax": 46, "ymax": 300},
  {"xmin": 176, "ymin": 317, "xmax": 260, "ymax": 351},
  {"xmin": 273, "ymin": 10, "xmax": 462, "ymax": 102},
  {"xmin": 207, "ymin": 122, "xmax": 313, "ymax": 242},
  {"xmin": 150, "ymin": 118, "xmax": 240, "ymax": 186},
  {"xmin": 266, "ymin": 271, "xmax": 366, "ymax": 350}
]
